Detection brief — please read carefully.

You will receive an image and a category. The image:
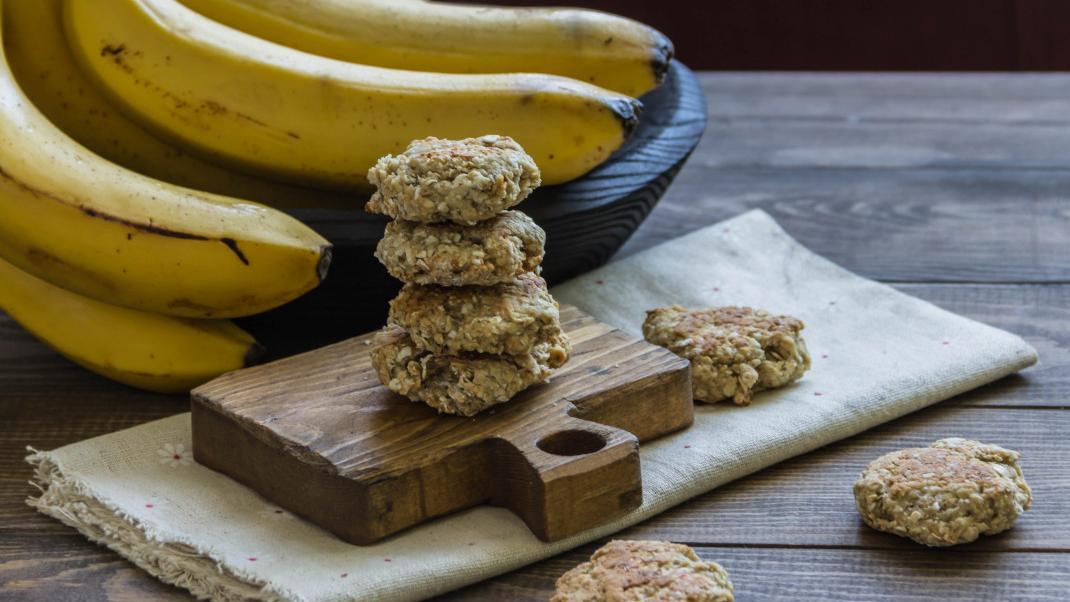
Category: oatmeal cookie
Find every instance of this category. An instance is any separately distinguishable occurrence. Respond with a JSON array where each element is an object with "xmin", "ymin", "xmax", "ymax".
[
  {"xmin": 365, "ymin": 135, "xmax": 540, "ymax": 224},
  {"xmin": 388, "ymin": 273, "xmax": 569, "ymax": 361},
  {"xmin": 853, "ymin": 438, "xmax": 1032, "ymax": 546},
  {"xmin": 370, "ymin": 326, "xmax": 560, "ymax": 416},
  {"xmin": 551, "ymin": 540, "xmax": 733, "ymax": 602},
  {"xmin": 375, "ymin": 211, "xmax": 545, "ymax": 286},
  {"xmin": 642, "ymin": 305, "xmax": 810, "ymax": 405}
]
